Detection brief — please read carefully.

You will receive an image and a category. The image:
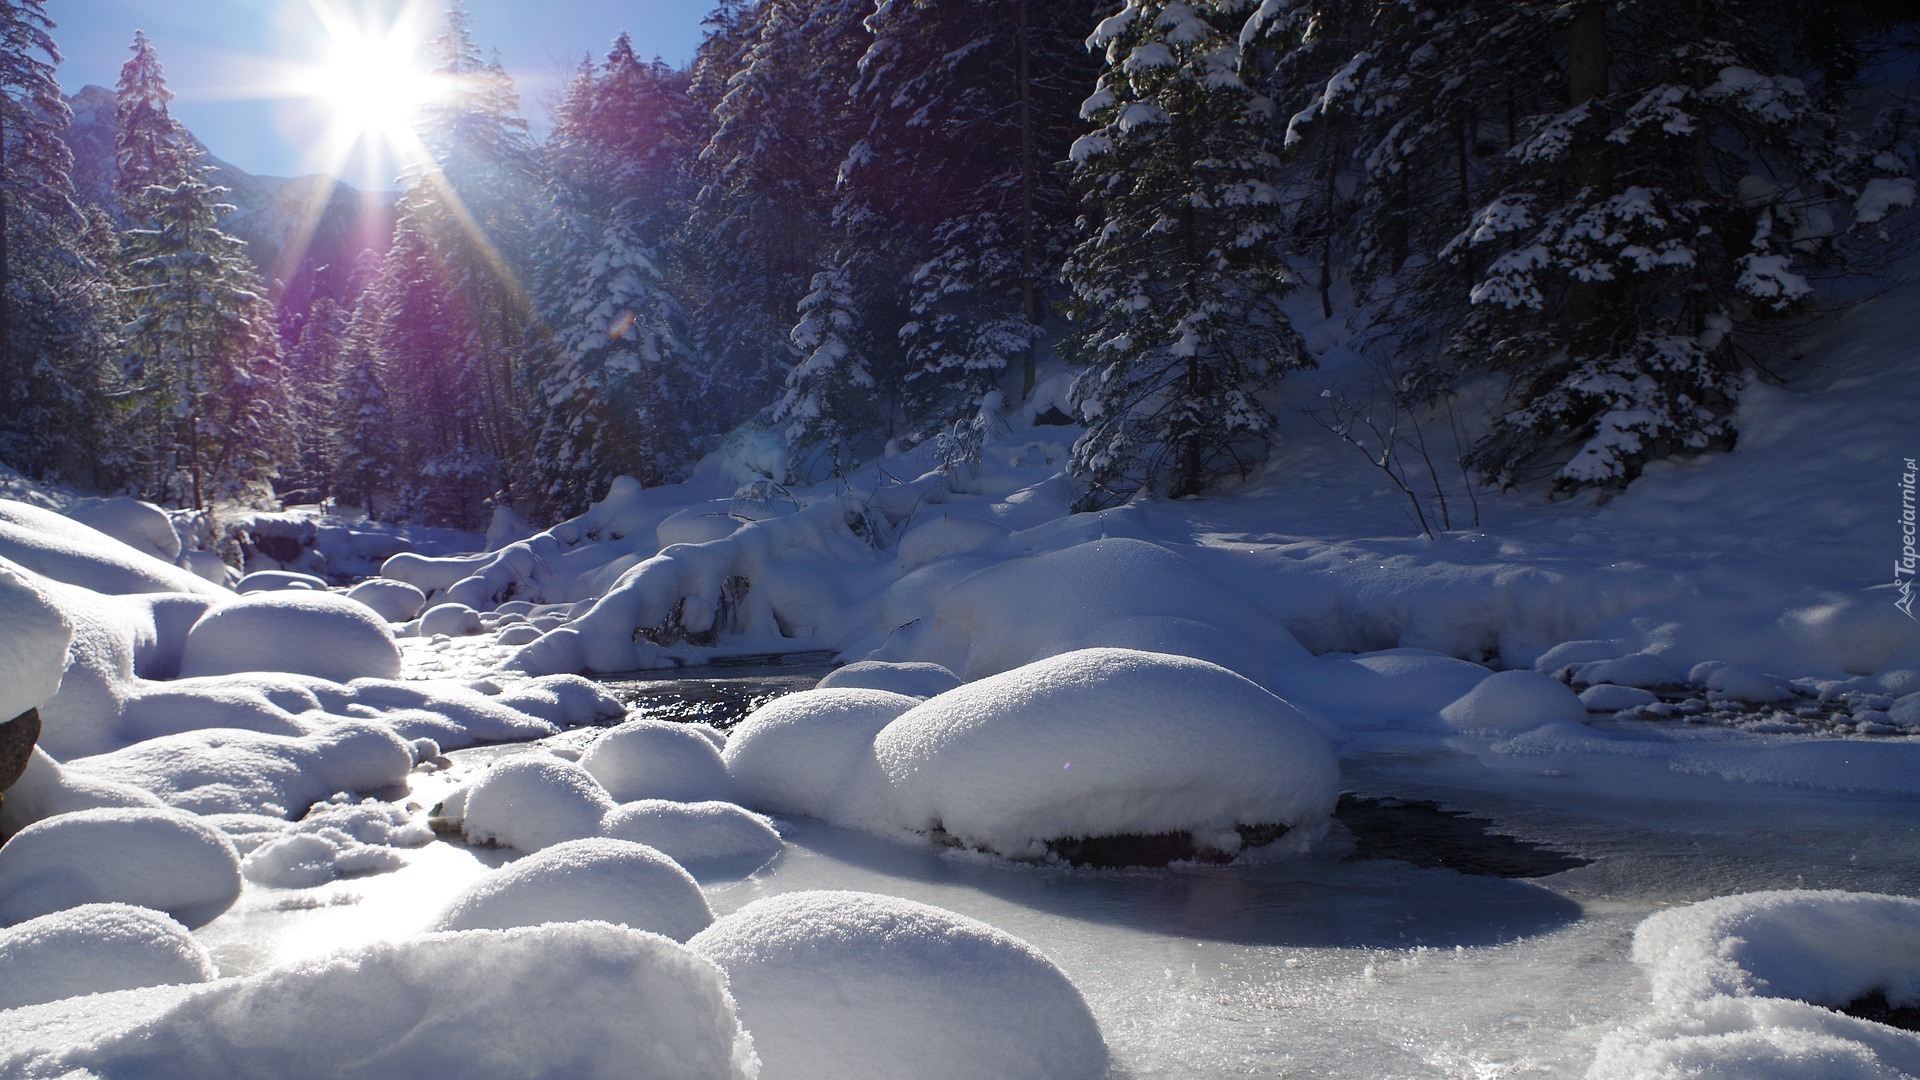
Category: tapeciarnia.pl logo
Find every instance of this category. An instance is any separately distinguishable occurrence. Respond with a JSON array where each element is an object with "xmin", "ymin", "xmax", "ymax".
[{"xmin": 1900, "ymin": 457, "xmax": 1918, "ymax": 620}]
